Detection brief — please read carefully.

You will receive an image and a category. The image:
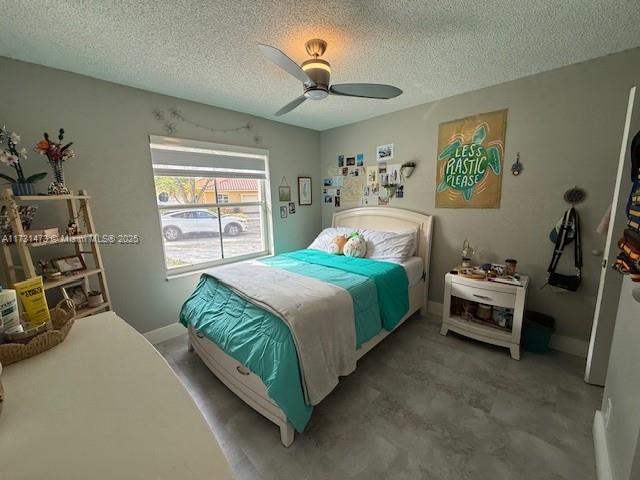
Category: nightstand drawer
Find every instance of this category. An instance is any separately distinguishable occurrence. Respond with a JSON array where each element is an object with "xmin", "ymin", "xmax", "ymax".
[{"xmin": 451, "ymin": 282, "xmax": 515, "ymax": 308}]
